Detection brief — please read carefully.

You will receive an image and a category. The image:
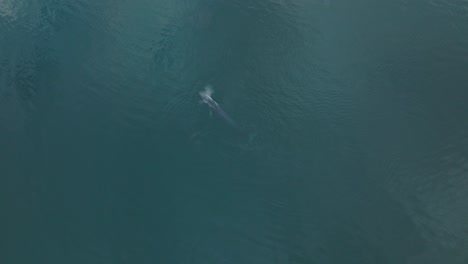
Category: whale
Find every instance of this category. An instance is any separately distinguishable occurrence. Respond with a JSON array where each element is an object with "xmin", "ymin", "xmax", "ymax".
[{"xmin": 199, "ymin": 86, "xmax": 237, "ymax": 127}]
